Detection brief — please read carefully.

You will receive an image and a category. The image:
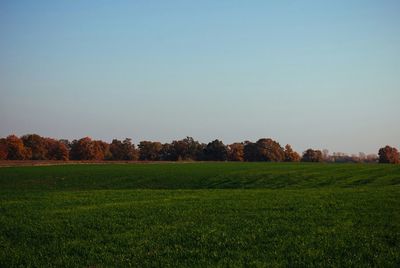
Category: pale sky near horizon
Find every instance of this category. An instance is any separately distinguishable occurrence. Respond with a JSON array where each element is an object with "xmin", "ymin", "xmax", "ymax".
[{"xmin": 0, "ymin": 0, "xmax": 399, "ymax": 154}]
